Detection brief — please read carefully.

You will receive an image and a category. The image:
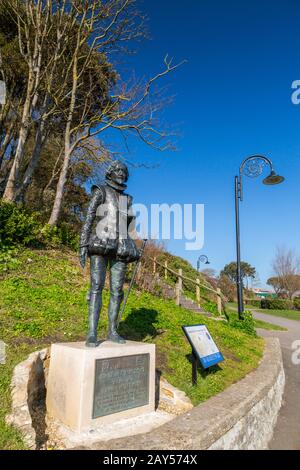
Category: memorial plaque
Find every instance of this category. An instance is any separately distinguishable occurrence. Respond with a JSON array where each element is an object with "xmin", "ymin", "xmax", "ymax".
[{"xmin": 92, "ymin": 353, "xmax": 150, "ymax": 419}]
